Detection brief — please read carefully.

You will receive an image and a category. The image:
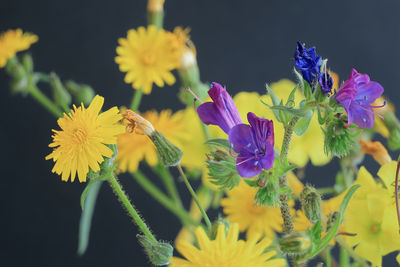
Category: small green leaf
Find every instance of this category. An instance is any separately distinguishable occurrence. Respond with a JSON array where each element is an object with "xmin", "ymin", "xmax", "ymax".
[
  {"xmin": 269, "ymin": 105, "xmax": 312, "ymax": 117},
  {"xmin": 293, "ymin": 68, "xmax": 304, "ymax": 91},
  {"xmin": 303, "ymin": 81, "xmax": 313, "ymax": 100},
  {"xmin": 286, "ymin": 86, "xmax": 298, "ymax": 107},
  {"xmin": 294, "ymin": 114, "xmax": 313, "ymax": 136},
  {"xmin": 309, "ymin": 220, "xmax": 322, "ymax": 244},
  {"xmin": 265, "ymin": 83, "xmax": 280, "ymax": 106},
  {"xmin": 77, "ymin": 180, "xmax": 103, "ymax": 256},
  {"xmin": 204, "ymin": 138, "xmax": 230, "ymax": 150}
]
